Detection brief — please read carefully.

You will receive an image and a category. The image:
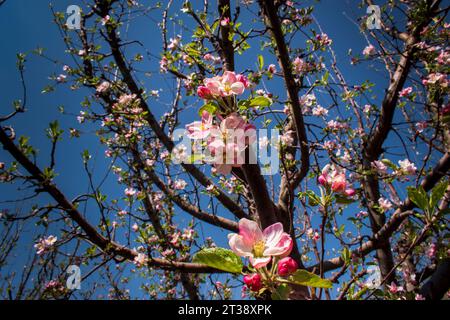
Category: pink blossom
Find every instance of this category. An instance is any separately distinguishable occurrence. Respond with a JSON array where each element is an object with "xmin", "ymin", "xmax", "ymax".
[
  {"xmin": 415, "ymin": 294, "xmax": 425, "ymax": 300},
  {"xmin": 160, "ymin": 56, "xmax": 168, "ymax": 73},
  {"xmin": 186, "ymin": 111, "xmax": 214, "ymax": 140},
  {"xmin": 267, "ymin": 64, "xmax": 277, "ymax": 74},
  {"xmin": 197, "ymin": 86, "xmax": 213, "ymax": 99},
  {"xmin": 387, "ymin": 282, "xmax": 404, "ymax": 294},
  {"xmin": 319, "ymin": 164, "xmax": 354, "ymax": 195},
  {"xmin": 124, "ymin": 187, "xmax": 137, "ymax": 197},
  {"xmin": 362, "ymin": 44, "xmax": 376, "ymax": 56},
  {"xmin": 277, "ymin": 257, "xmax": 298, "ymax": 276},
  {"xmin": 236, "ymin": 74, "xmax": 250, "ymax": 88},
  {"xmin": 436, "ymin": 50, "xmax": 450, "ymax": 65},
  {"xmin": 134, "ymin": 253, "xmax": 147, "ymax": 267},
  {"xmin": 96, "ymin": 81, "xmax": 111, "ymax": 94},
  {"xmin": 312, "ymin": 105, "xmax": 328, "ymax": 116},
  {"xmin": 243, "ymin": 273, "xmax": 262, "ymax": 291},
  {"xmin": 399, "ymin": 87, "xmax": 413, "ymax": 97},
  {"xmin": 207, "ymin": 113, "xmax": 256, "ymax": 175},
  {"xmin": 280, "ymin": 130, "xmax": 295, "ymax": 146},
  {"xmin": 173, "ymin": 179, "xmax": 187, "ymax": 190},
  {"xmin": 427, "ymin": 243, "xmax": 436, "ymax": 259},
  {"xmin": 398, "ymin": 159, "xmax": 417, "ymax": 175},
  {"xmin": 423, "ymin": 72, "xmax": 448, "ymax": 87},
  {"xmin": 34, "ymin": 235, "xmax": 57, "ymax": 255},
  {"xmin": 168, "ymin": 35, "xmax": 181, "ymax": 51},
  {"xmin": 204, "ymin": 71, "xmax": 246, "ymax": 97},
  {"xmin": 378, "ymin": 197, "xmax": 393, "ymax": 211},
  {"xmin": 101, "ymin": 15, "xmax": 110, "ymax": 26},
  {"xmin": 220, "ymin": 17, "xmax": 230, "ymax": 27},
  {"xmin": 132, "ymin": 223, "xmax": 139, "ymax": 232},
  {"xmin": 372, "ymin": 160, "xmax": 388, "ymax": 175},
  {"xmin": 228, "ymin": 218, "xmax": 293, "ymax": 268},
  {"xmin": 415, "ymin": 121, "xmax": 427, "ymax": 133}
]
